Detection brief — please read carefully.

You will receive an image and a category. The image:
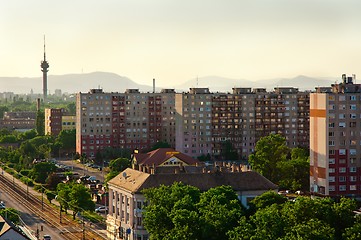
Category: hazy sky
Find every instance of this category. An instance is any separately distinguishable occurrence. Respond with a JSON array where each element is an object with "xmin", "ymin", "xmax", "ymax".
[{"xmin": 1, "ymin": 0, "xmax": 361, "ymax": 86}]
